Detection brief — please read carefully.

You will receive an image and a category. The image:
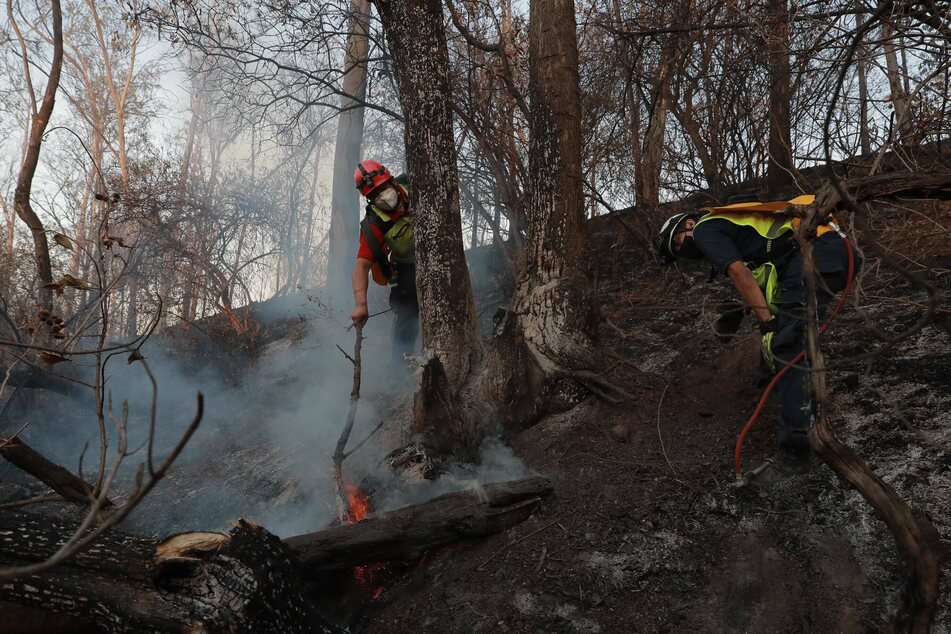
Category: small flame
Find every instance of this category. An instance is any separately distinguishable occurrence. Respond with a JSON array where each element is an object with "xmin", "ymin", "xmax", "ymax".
[
  {"xmin": 345, "ymin": 483, "xmax": 370, "ymax": 522},
  {"xmin": 343, "ymin": 483, "xmax": 386, "ymax": 594}
]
